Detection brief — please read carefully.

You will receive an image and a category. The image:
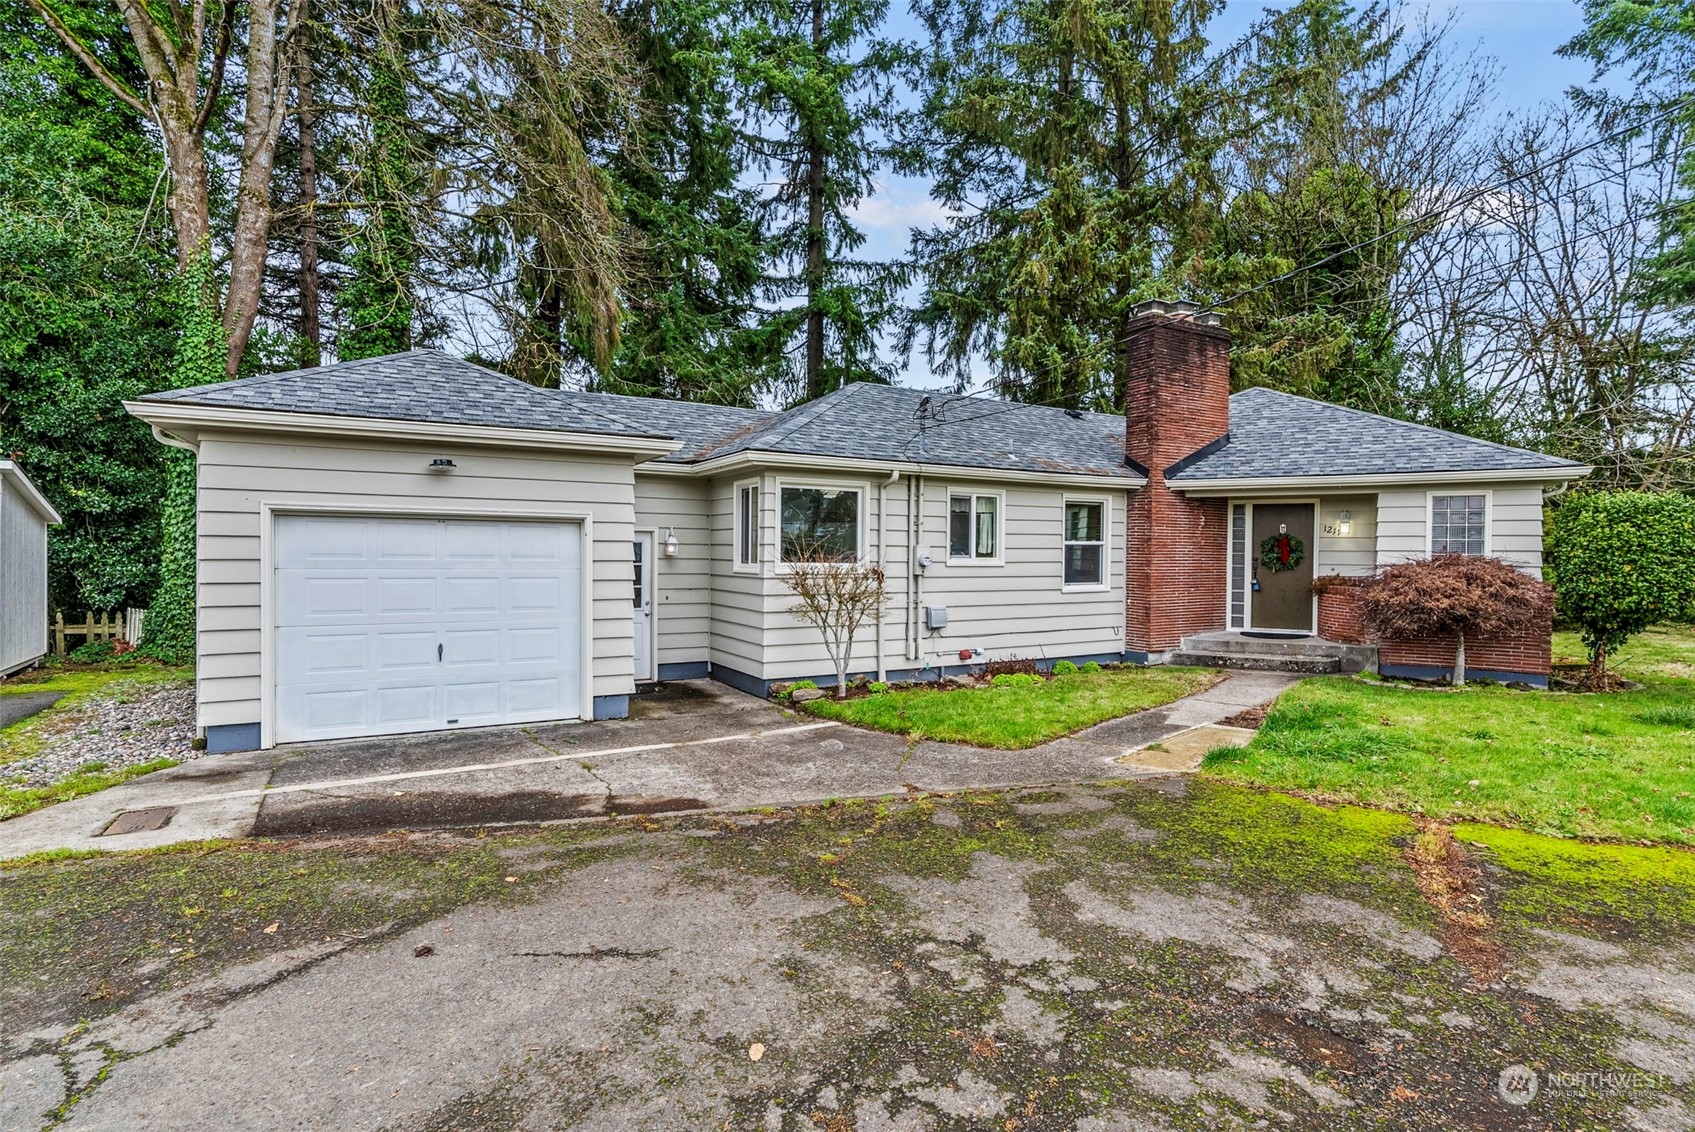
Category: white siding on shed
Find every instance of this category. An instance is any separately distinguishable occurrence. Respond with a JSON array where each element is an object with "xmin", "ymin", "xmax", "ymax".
[
  {"xmin": 634, "ymin": 474, "xmax": 712, "ymax": 671},
  {"xmin": 192, "ymin": 432, "xmax": 641, "ymax": 739},
  {"xmin": 0, "ymin": 462, "xmax": 55, "ymax": 676}
]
